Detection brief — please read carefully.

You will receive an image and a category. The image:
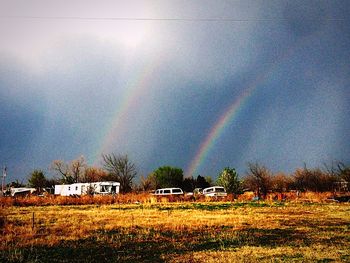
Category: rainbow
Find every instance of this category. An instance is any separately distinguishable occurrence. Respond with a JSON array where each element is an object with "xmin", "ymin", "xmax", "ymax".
[
  {"xmin": 93, "ymin": 60, "xmax": 159, "ymax": 165},
  {"xmin": 185, "ymin": 75, "xmax": 263, "ymax": 177},
  {"xmin": 93, "ymin": 35, "xmax": 308, "ymax": 173},
  {"xmin": 185, "ymin": 38, "xmax": 307, "ymax": 177}
]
